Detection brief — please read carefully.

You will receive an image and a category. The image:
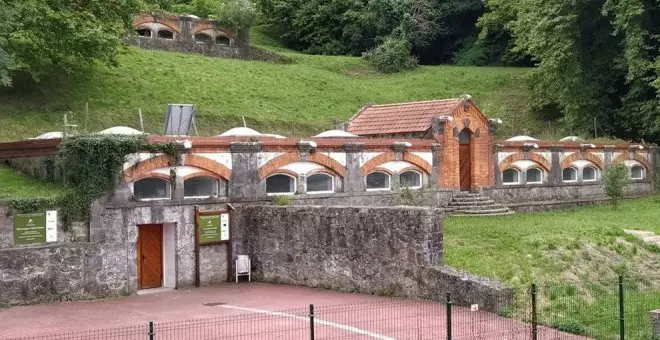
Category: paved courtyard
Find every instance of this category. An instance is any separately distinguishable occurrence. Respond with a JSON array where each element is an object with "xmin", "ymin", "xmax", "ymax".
[{"xmin": 0, "ymin": 283, "xmax": 585, "ymax": 339}]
